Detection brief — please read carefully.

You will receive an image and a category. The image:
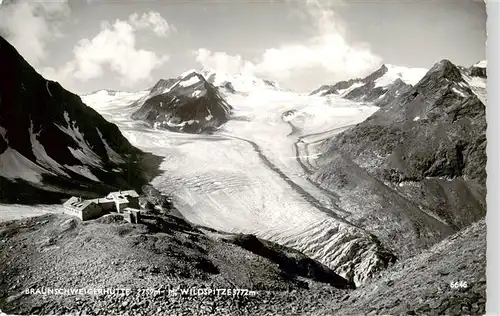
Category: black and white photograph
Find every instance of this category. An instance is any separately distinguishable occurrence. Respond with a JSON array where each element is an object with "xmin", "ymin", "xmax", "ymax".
[{"xmin": 0, "ymin": 0, "xmax": 492, "ymax": 315}]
